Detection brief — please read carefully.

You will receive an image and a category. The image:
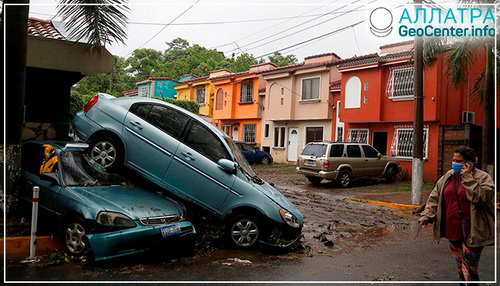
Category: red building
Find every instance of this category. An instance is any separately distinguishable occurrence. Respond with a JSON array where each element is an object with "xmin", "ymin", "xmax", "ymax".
[{"xmin": 335, "ymin": 41, "xmax": 485, "ymax": 181}]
